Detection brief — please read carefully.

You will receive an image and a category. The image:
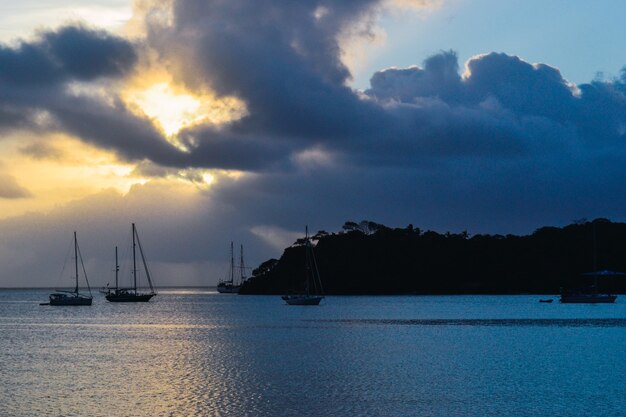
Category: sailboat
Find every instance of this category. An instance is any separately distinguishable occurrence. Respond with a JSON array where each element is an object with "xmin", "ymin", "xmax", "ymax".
[
  {"xmin": 560, "ymin": 223, "xmax": 620, "ymax": 303},
  {"xmin": 282, "ymin": 227, "xmax": 324, "ymax": 305},
  {"xmin": 105, "ymin": 223, "xmax": 157, "ymax": 302},
  {"xmin": 559, "ymin": 270, "xmax": 620, "ymax": 303},
  {"xmin": 47, "ymin": 232, "xmax": 93, "ymax": 306},
  {"xmin": 217, "ymin": 243, "xmax": 248, "ymax": 293}
]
